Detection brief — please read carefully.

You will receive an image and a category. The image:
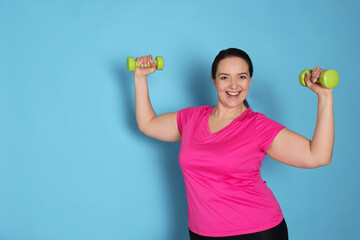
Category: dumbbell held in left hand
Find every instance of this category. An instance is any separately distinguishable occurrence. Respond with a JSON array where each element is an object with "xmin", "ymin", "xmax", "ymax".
[
  {"xmin": 299, "ymin": 69, "xmax": 339, "ymax": 88},
  {"xmin": 127, "ymin": 56, "xmax": 164, "ymax": 72}
]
